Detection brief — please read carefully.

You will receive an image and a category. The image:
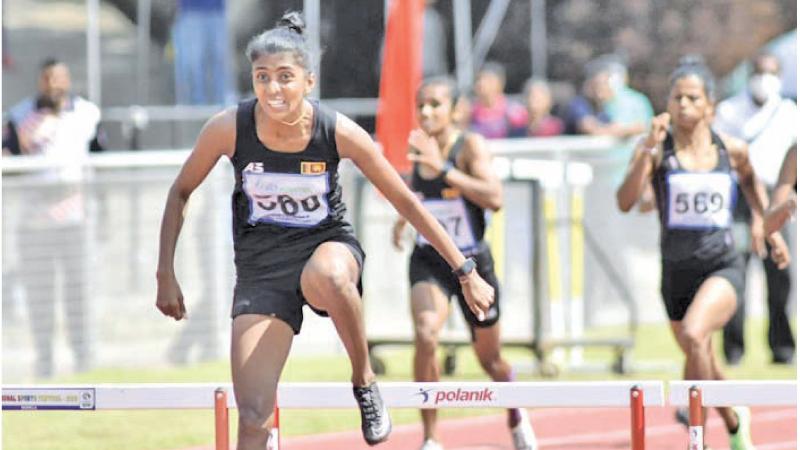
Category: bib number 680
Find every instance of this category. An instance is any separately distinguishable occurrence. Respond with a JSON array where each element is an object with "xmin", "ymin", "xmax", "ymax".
[{"xmin": 256, "ymin": 194, "xmax": 321, "ymax": 216}]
